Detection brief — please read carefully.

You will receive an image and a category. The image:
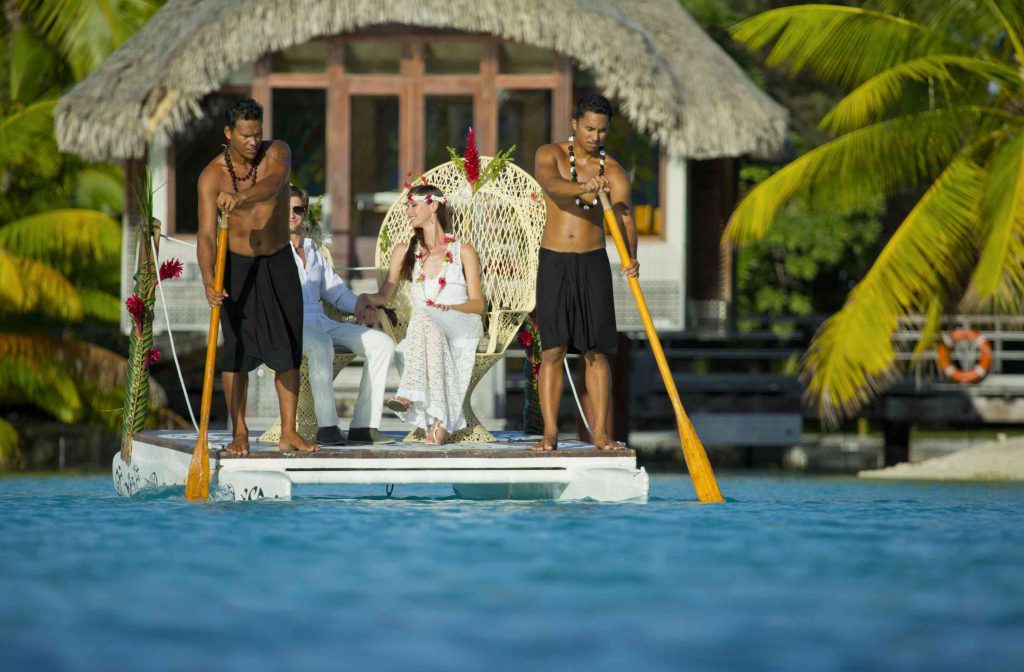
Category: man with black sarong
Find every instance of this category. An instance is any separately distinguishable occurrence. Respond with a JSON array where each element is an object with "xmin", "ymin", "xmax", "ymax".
[{"xmin": 197, "ymin": 97, "xmax": 317, "ymax": 455}]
